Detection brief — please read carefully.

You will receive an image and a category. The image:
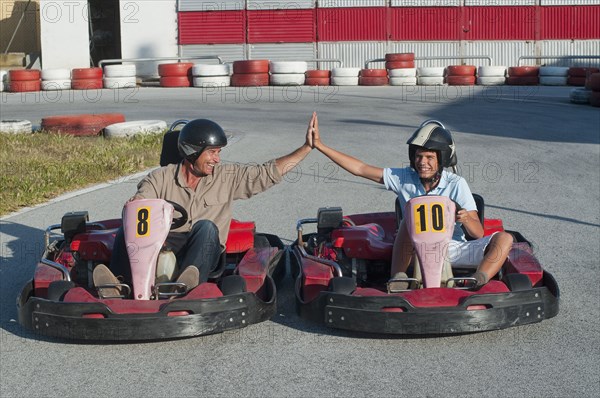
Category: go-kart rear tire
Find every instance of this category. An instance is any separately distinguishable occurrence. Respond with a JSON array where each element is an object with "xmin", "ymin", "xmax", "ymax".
[
  {"xmin": 219, "ymin": 275, "xmax": 247, "ymax": 295},
  {"xmin": 47, "ymin": 280, "xmax": 75, "ymax": 301},
  {"xmin": 328, "ymin": 276, "xmax": 356, "ymax": 295},
  {"xmin": 502, "ymin": 273, "xmax": 532, "ymax": 292}
]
